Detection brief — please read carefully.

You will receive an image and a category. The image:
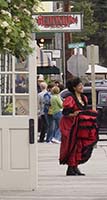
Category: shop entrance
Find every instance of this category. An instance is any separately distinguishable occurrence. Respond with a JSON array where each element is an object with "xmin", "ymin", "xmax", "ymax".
[{"xmin": 0, "ymin": 43, "xmax": 37, "ymax": 190}]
